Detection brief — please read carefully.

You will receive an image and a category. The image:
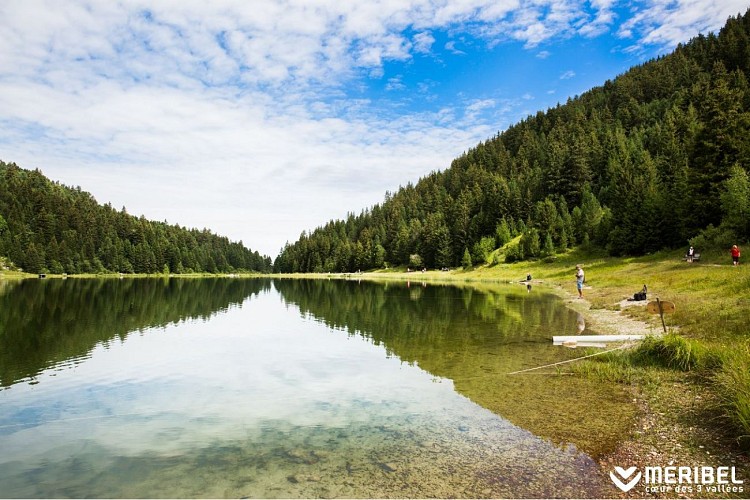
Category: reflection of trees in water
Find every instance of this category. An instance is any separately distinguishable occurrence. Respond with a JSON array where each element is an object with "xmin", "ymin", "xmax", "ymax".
[
  {"xmin": 0, "ymin": 278, "xmax": 270, "ymax": 387},
  {"xmin": 273, "ymin": 278, "xmax": 579, "ymax": 367},
  {"xmin": 274, "ymin": 278, "xmax": 635, "ymax": 457}
]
